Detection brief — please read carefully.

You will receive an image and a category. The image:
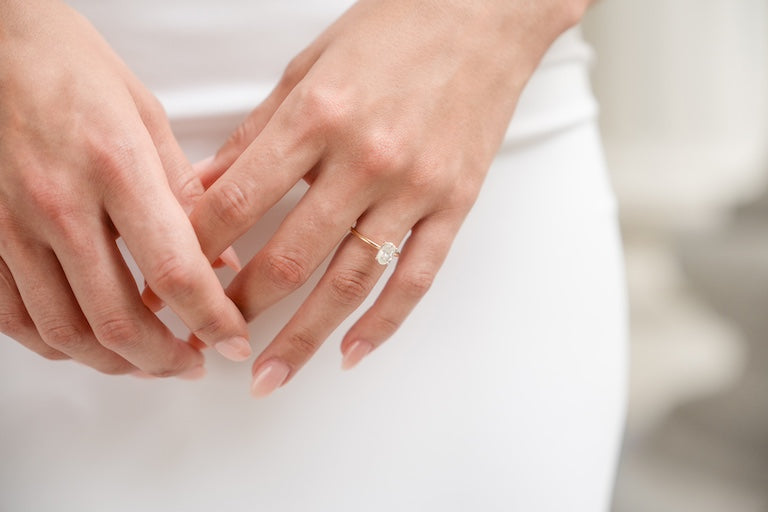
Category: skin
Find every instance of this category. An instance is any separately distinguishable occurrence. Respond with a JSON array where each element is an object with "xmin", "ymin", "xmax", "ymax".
[
  {"xmin": 189, "ymin": 0, "xmax": 593, "ymax": 396},
  {"xmin": 0, "ymin": 0, "xmax": 595, "ymax": 391},
  {"xmin": 0, "ymin": 0, "xmax": 251, "ymax": 377}
]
